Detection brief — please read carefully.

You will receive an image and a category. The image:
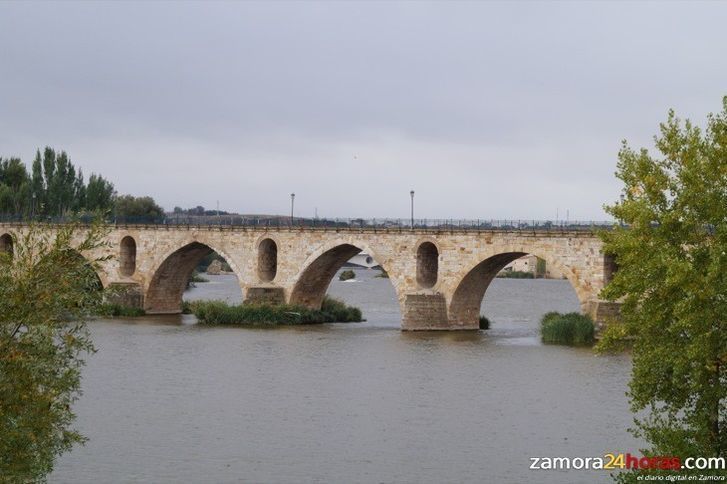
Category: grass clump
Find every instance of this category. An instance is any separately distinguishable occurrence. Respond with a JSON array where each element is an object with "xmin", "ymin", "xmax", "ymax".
[
  {"xmin": 497, "ymin": 270, "xmax": 535, "ymax": 279},
  {"xmin": 479, "ymin": 315, "xmax": 491, "ymax": 330},
  {"xmin": 191, "ymin": 295, "xmax": 363, "ymax": 326},
  {"xmin": 540, "ymin": 312, "xmax": 595, "ymax": 346},
  {"xmin": 339, "ymin": 269, "xmax": 356, "ymax": 281},
  {"xmin": 375, "ymin": 269, "xmax": 390, "ymax": 279},
  {"xmin": 96, "ymin": 303, "xmax": 146, "ymax": 317}
]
